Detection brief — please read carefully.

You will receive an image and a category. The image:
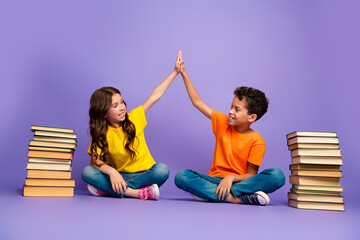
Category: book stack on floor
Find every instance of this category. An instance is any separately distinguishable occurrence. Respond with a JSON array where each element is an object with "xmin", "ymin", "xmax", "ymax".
[
  {"xmin": 286, "ymin": 131, "xmax": 344, "ymax": 211},
  {"xmin": 23, "ymin": 125, "xmax": 77, "ymax": 197}
]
